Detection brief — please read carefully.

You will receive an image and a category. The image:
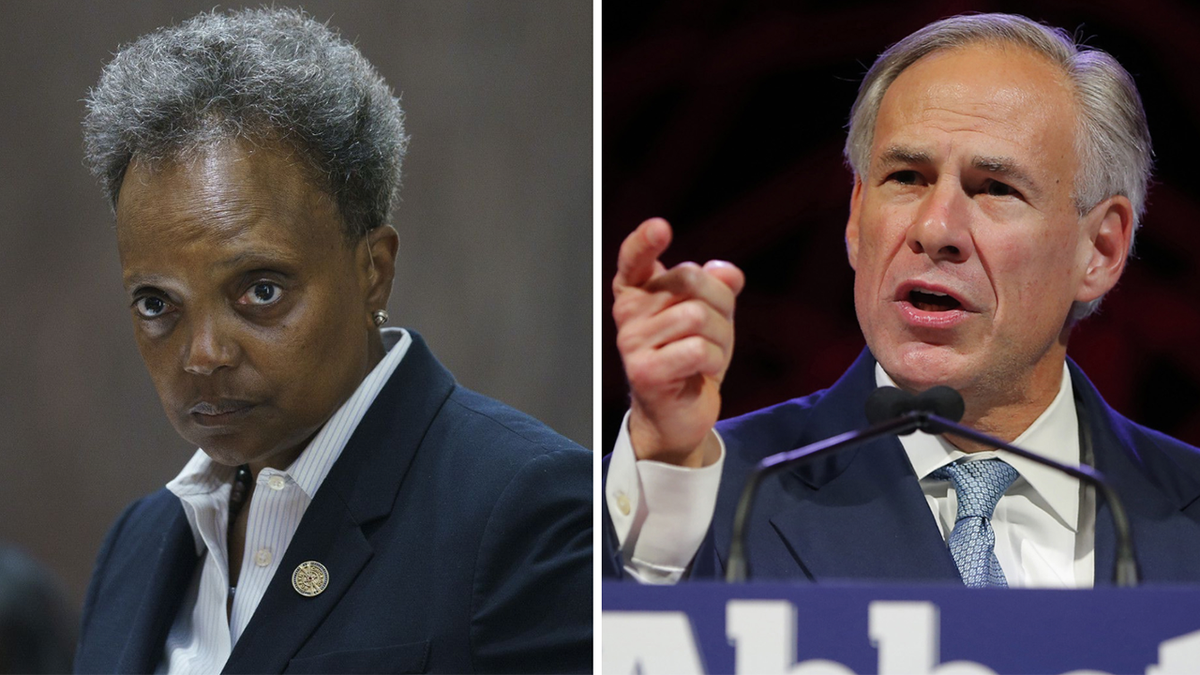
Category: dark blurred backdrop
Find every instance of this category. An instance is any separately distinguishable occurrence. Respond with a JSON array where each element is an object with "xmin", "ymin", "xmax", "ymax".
[
  {"xmin": 0, "ymin": 0, "xmax": 591, "ymax": 612},
  {"xmin": 603, "ymin": 0, "xmax": 1200, "ymax": 452}
]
